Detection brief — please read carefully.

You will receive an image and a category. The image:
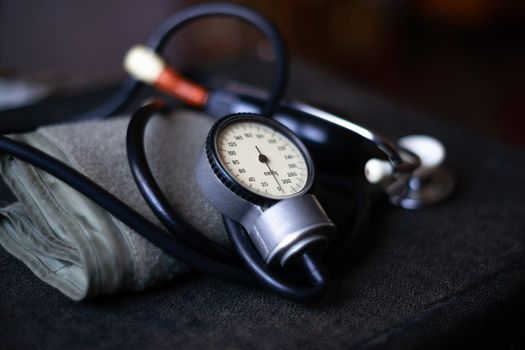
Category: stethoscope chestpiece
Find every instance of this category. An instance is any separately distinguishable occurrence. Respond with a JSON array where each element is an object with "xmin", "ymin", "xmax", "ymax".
[
  {"xmin": 365, "ymin": 134, "xmax": 455, "ymax": 209},
  {"xmin": 386, "ymin": 166, "xmax": 455, "ymax": 210}
]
